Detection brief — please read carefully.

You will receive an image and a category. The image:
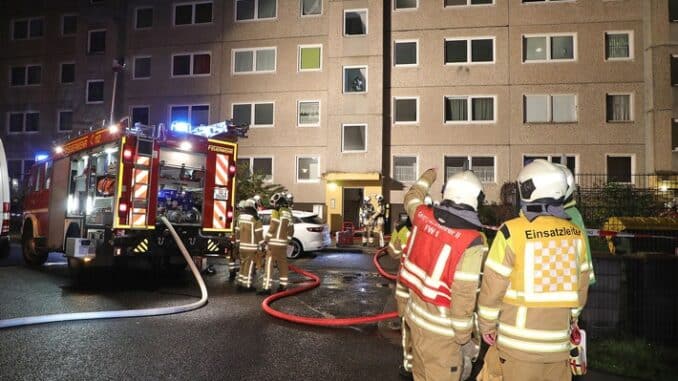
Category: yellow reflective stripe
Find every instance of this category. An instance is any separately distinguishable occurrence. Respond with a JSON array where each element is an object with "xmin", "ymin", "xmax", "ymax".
[
  {"xmin": 409, "ymin": 301, "xmax": 455, "ymax": 327},
  {"xmin": 516, "ymin": 306, "xmax": 527, "ymax": 328},
  {"xmin": 396, "ymin": 290, "xmax": 410, "ymax": 299},
  {"xmin": 485, "ymin": 258, "xmax": 512, "ymax": 277},
  {"xmin": 581, "ymin": 261, "xmax": 591, "ymax": 271},
  {"xmin": 416, "ymin": 179, "xmax": 430, "ymax": 188},
  {"xmin": 497, "ymin": 335, "xmax": 570, "ymax": 353},
  {"xmin": 451, "ymin": 317, "xmax": 473, "ymax": 330},
  {"xmin": 406, "ymin": 308, "xmax": 456, "ymax": 337},
  {"xmin": 454, "ymin": 271, "xmax": 479, "ymax": 282},
  {"xmin": 499, "ymin": 323, "xmax": 569, "ymax": 341},
  {"xmin": 478, "ymin": 305, "xmax": 500, "ymax": 320}
]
